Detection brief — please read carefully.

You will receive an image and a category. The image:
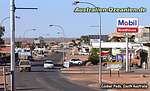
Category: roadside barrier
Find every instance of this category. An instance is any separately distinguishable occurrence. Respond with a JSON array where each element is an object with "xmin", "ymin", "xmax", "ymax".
[{"xmin": 0, "ymin": 66, "xmax": 10, "ymax": 91}]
